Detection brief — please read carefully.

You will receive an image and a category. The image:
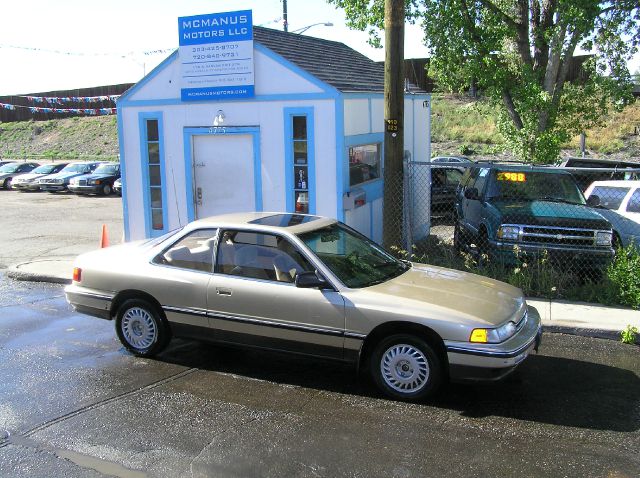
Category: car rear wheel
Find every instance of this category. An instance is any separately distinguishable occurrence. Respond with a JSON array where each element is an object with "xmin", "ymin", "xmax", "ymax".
[
  {"xmin": 115, "ymin": 299, "xmax": 170, "ymax": 357},
  {"xmin": 101, "ymin": 184, "xmax": 112, "ymax": 196},
  {"xmin": 370, "ymin": 334, "xmax": 443, "ymax": 401}
]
